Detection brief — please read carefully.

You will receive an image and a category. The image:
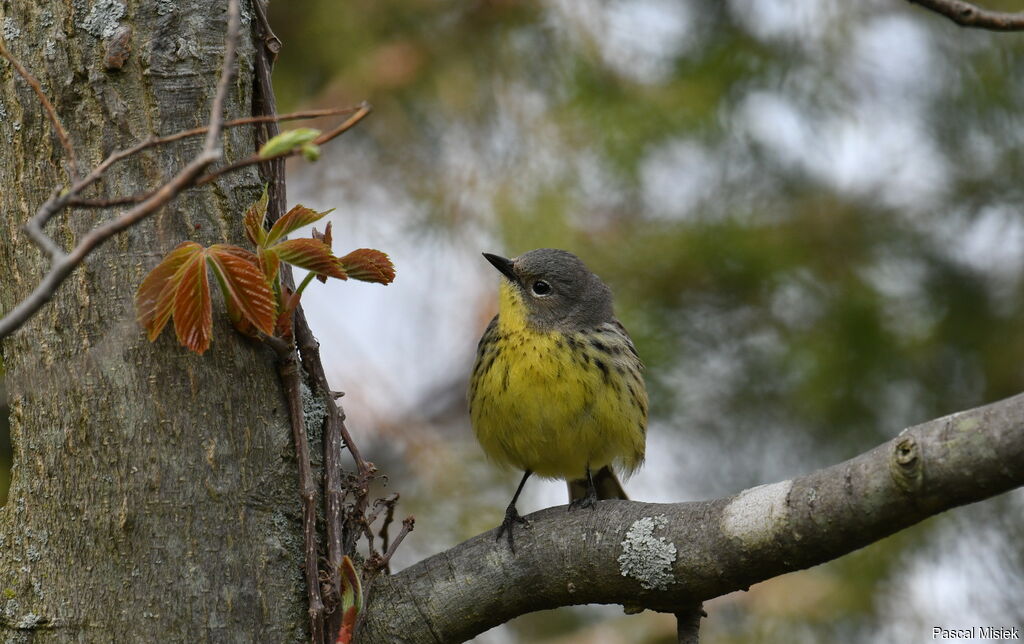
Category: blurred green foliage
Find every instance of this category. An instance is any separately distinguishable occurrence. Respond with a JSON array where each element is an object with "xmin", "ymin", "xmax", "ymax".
[{"xmin": 271, "ymin": 0, "xmax": 1024, "ymax": 640}]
